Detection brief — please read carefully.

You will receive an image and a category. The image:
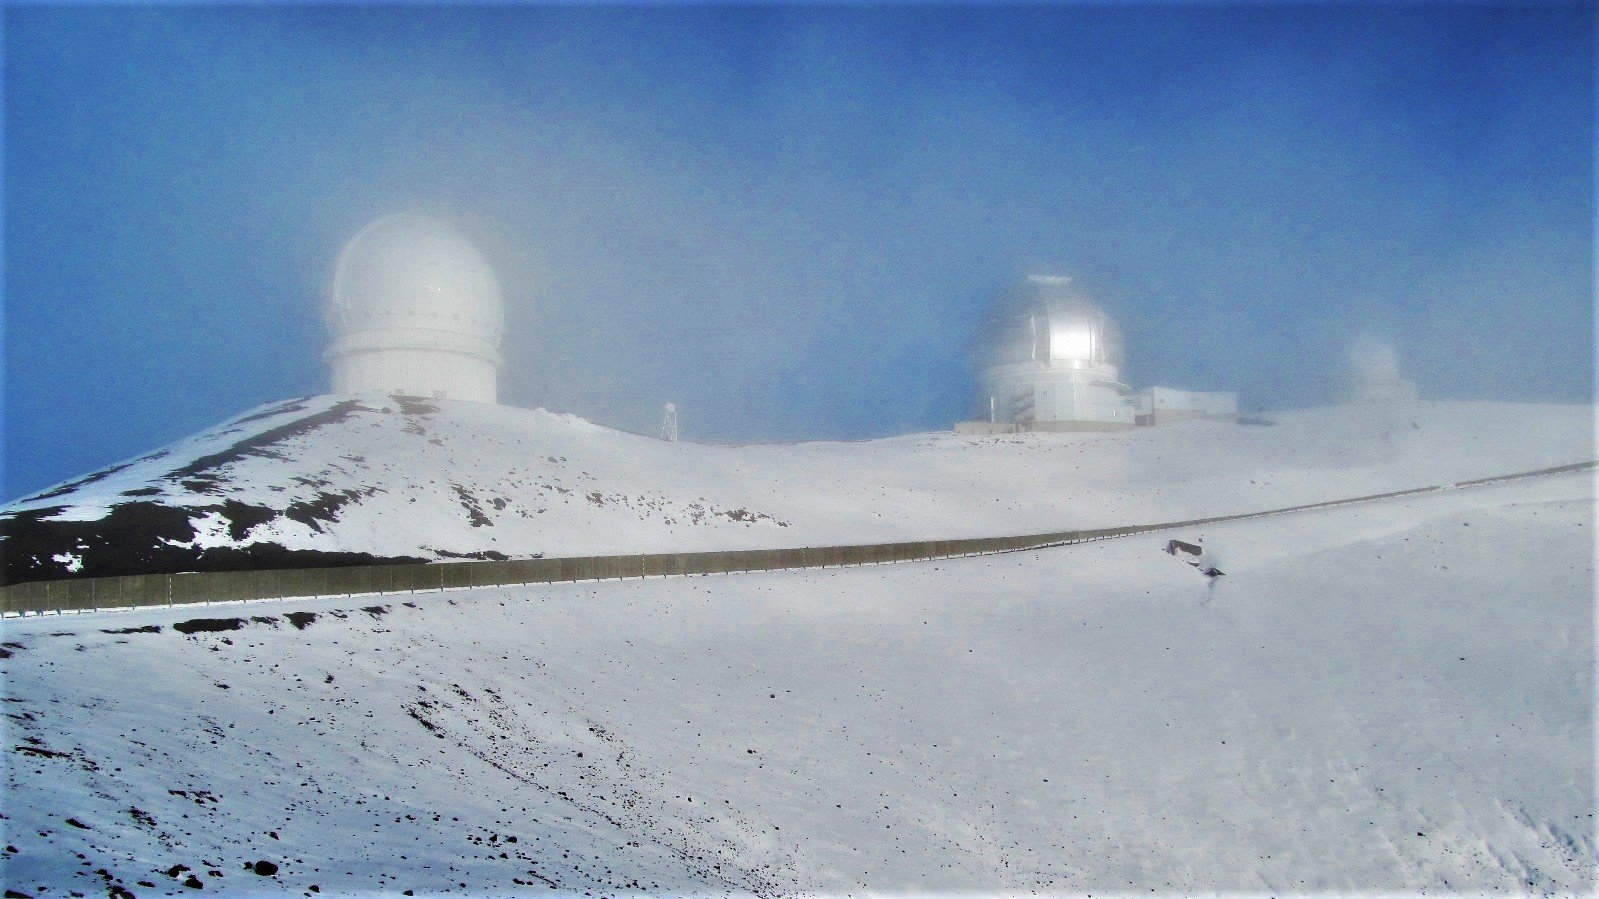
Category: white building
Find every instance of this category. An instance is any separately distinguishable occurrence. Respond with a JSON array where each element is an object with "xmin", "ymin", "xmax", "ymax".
[
  {"xmin": 957, "ymin": 274, "xmax": 1239, "ymax": 435},
  {"xmin": 326, "ymin": 214, "xmax": 505, "ymax": 404},
  {"xmin": 962, "ymin": 275, "xmax": 1136, "ymax": 433},
  {"xmin": 1334, "ymin": 335, "xmax": 1418, "ymax": 405},
  {"xmin": 1130, "ymin": 386, "xmax": 1239, "ymax": 425}
]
